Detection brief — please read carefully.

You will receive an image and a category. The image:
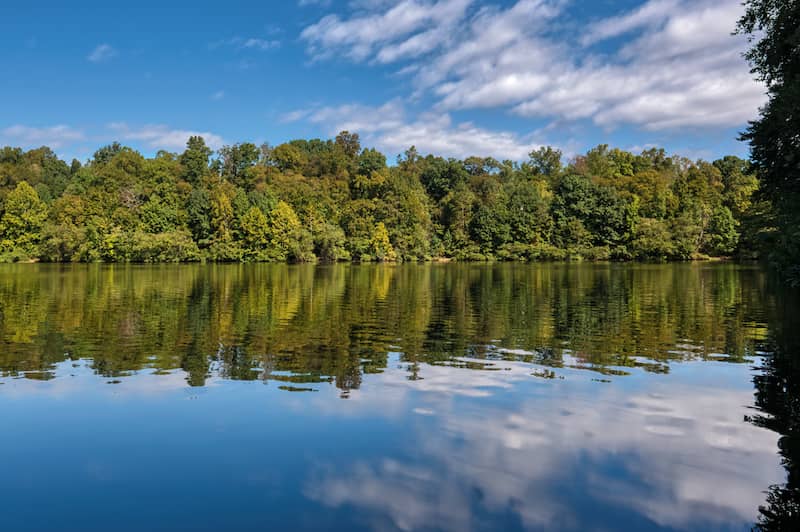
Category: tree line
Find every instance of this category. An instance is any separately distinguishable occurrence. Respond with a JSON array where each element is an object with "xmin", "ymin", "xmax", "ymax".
[{"xmin": 0, "ymin": 135, "xmax": 771, "ymax": 263}]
